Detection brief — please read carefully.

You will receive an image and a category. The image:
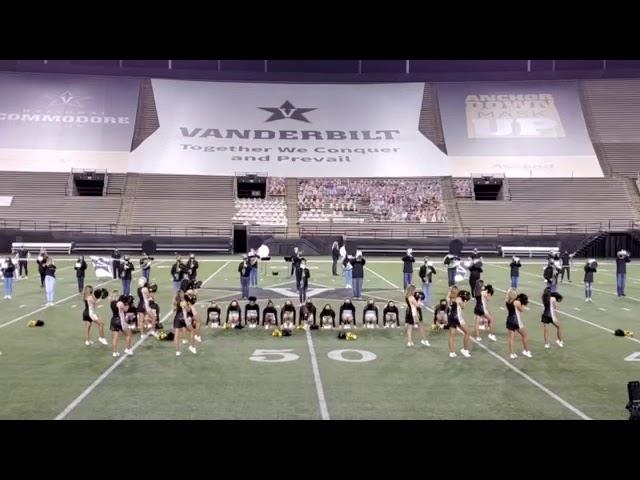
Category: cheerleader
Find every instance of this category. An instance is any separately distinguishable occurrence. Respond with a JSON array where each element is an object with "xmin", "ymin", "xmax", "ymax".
[
  {"xmin": 43, "ymin": 258, "xmax": 57, "ymax": 306},
  {"xmin": 339, "ymin": 298, "xmax": 356, "ymax": 328},
  {"xmin": 135, "ymin": 278, "xmax": 157, "ymax": 337},
  {"xmin": 82, "ymin": 286, "xmax": 108, "ymax": 346},
  {"xmin": 320, "ymin": 304, "xmax": 336, "ymax": 329},
  {"xmin": 262, "ymin": 299, "xmax": 278, "ymax": 328},
  {"xmin": 36, "ymin": 247, "xmax": 48, "ymax": 288},
  {"xmin": 362, "ymin": 299, "xmax": 378, "ymax": 328},
  {"xmin": 432, "ymin": 298, "xmax": 449, "ymax": 330},
  {"xmin": 382, "ymin": 301, "xmax": 399, "ymax": 328},
  {"xmin": 206, "ymin": 300, "xmax": 222, "ymax": 328},
  {"xmin": 245, "ymin": 296, "xmax": 260, "ymax": 328},
  {"xmin": 505, "ymin": 288, "xmax": 531, "ymax": 359},
  {"xmin": 405, "ymin": 285, "xmax": 431, "ymax": 347},
  {"xmin": 185, "ymin": 291, "xmax": 202, "ymax": 344},
  {"xmin": 473, "ymin": 282, "xmax": 496, "ymax": 342},
  {"xmin": 110, "ymin": 290, "xmax": 134, "ymax": 357},
  {"xmin": 299, "ymin": 299, "xmax": 317, "ymax": 327},
  {"xmin": 173, "ymin": 291, "xmax": 196, "ymax": 356},
  {"xmin": 226, "ymin": 300, "xmax": 242, "ymax": 327},
  {"xmin": 541, "ymin": 287, "xmax": 564, "ymax": 348},
  {"xmin": 447, "ymin": 286, "xmax": 472, "ymax": 358},
  {"xmin": 281, "ymin": 300, "xmax": 297, "ymax": 329}
]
